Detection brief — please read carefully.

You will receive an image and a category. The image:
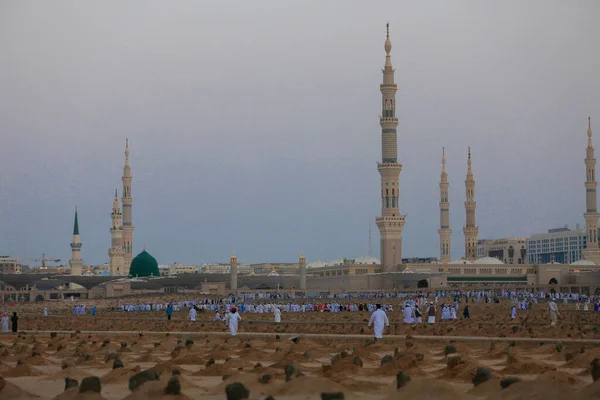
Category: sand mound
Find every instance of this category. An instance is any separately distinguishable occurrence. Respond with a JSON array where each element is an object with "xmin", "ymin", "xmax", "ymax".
[
  {"xmin": 501, "ymin": 355, "xmax": 555, "ymax": 374},
  {"xmin": 573, "ymin": 379, "xmax": 600, "ymax": 399},
  {"xmin": 224, "ymin": 357, "xmax": 255, "ymax": 369},
  {"xmin": 53, "ymin": 388, "xmax": 106, "ymax": 400},
  {"xmin": 46, "ymin": 366, "xmax": 93, "ymax": 380},
  {"xmin": 2, "ymin": 363, "xmax": 44, "ymax": 377},
  {"xmin": 351, "ymin": 347, "xmax": 384, "ymax": 361},
  {"xmin": 150, "ymin": 361, "xmax": 189, "ymax": 376},
  {"xmin": 172, "ymin": 353, "xmax": 206, "ymax": 365},
  {"xmin": 210, "ymin": 372, "xmax": 279, "ymax": 395},
  {"xmin": 533, "ymin": 344, "xmax": 560, "ymax": 355},
  {"xmin": 136, "ymin": 353, "xmax": 160, "ymax": 362},
  {"xmin": 437, "ymin": 357, "xmax": 486, "ymax": 382},
  {"xmin": 269, "ymin": 351, "xmax": 311, "ymax": 367},
  {"xmin": 0, "ymin": 377, "xmax": 39, "ymax": 399},
  {"xmin": 101, "ymin": 366, "xmax": 142, "ymax": 383},
  {"xmin": 192, "ymin": 362, "xmax": 230, "ymax": 376},
  {"xmin": 564, "ymin": 350, "xmax": 600, "ymax": 369},
  {"xmin": 273, "ymin": 376, "xmax": 348, "ymax": 396},
  {"xmin": 23, "ymin": 355, "xmax": 56, "ymax": 366},
  {"xmin": 467, "ymin": 378, "xmax": 503, "ymax": 396},
  {"xmin": 245, "ymin": 339, "xmax": 269, "ymax": 348},
  {"xmin": 384, "ymin": 377, "xmax": 465, "ymax": 400},
  {"xmin": 485, "ymin": 379, "xmax": 576, "ymax": 400},
  {"xmin": 238, "ymin": 347, "xmax": 270, "ymax": 359},
  {"xmin": 122, "ymin": 379, "xmax": 193, "ymax": 400},
  {"xmin": 535, "ymin": 370, "xmax": 586, "ymax": 388}
]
